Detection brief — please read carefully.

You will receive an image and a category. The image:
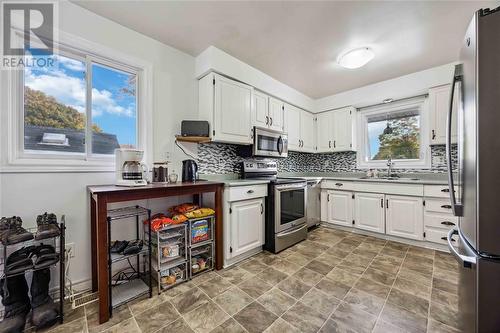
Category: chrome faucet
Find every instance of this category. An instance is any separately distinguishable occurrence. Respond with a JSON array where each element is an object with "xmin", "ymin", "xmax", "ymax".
[{"xmin": 387, "ymin": 156, "xmax": 394, "ymax": 177}]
